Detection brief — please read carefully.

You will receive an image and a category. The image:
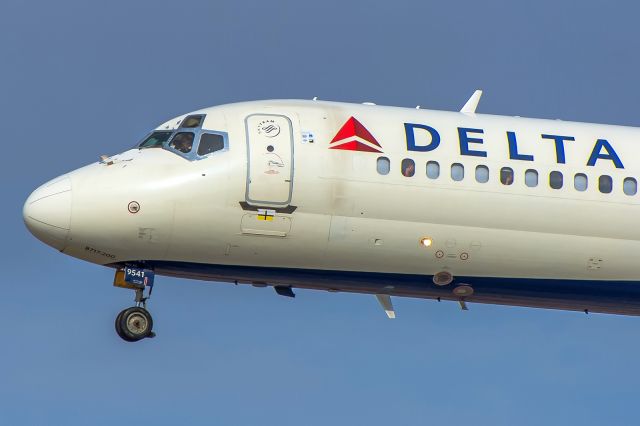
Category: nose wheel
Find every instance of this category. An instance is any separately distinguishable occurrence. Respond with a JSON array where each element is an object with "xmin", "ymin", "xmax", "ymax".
[
  {"xmin": 115, "ymin": 306, "xmax": 154, "ymax": 342},
  {"xmin": 113, "ymin": 267, "xmax": 156, "ymax": 342}
]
